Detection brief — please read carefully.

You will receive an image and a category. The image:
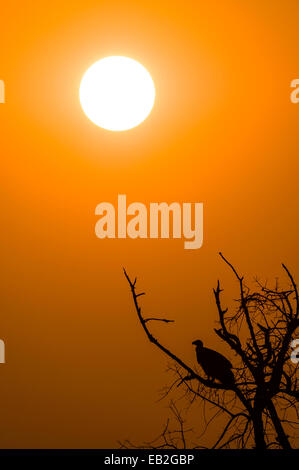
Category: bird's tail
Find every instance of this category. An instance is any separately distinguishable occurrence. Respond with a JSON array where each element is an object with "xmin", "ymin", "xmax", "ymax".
[{"xmin": 222, "ymin": 369, "xmax": 235, "ymax": 386}]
